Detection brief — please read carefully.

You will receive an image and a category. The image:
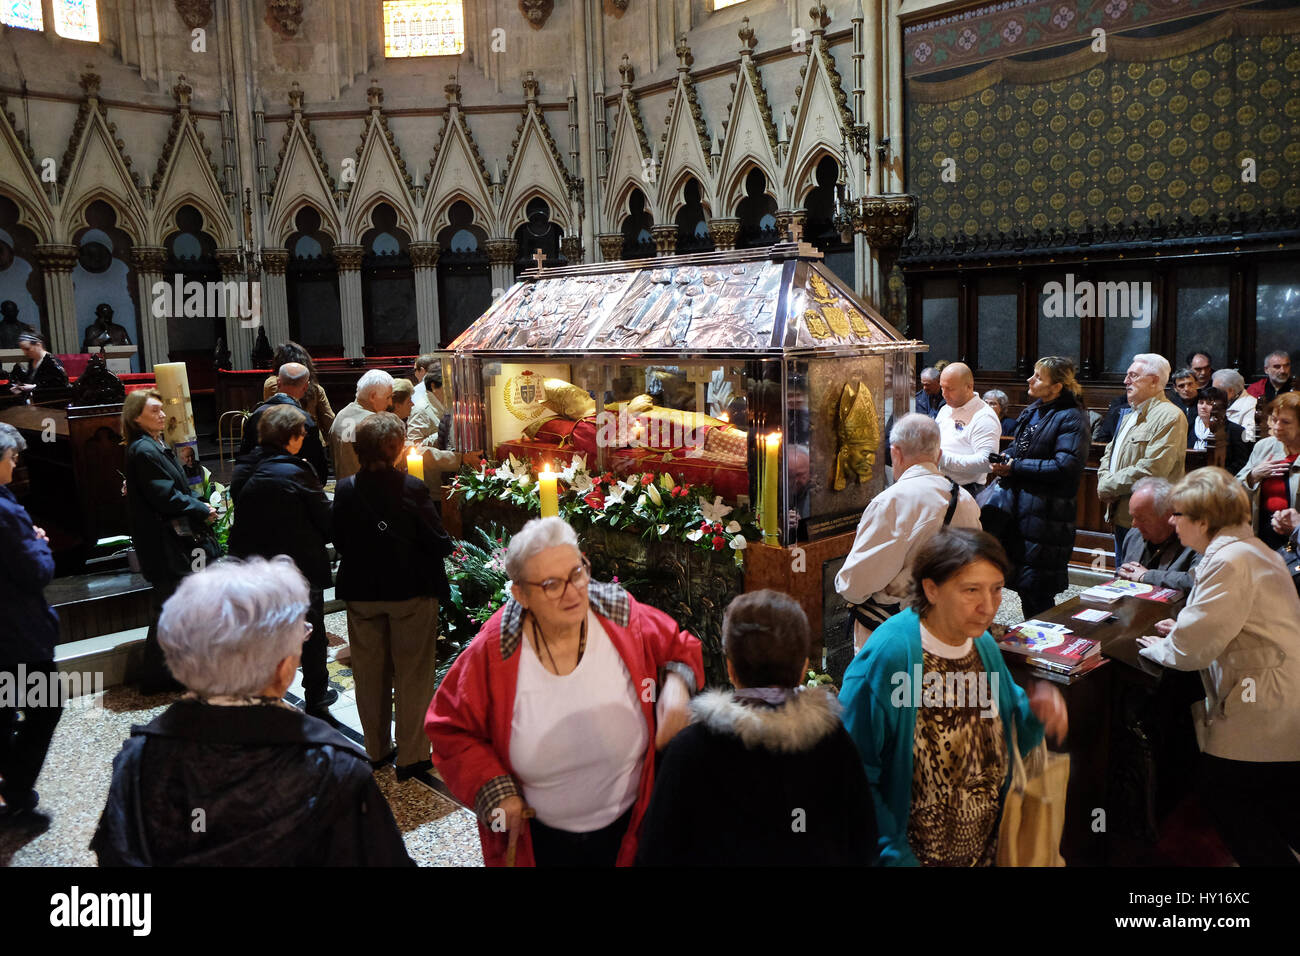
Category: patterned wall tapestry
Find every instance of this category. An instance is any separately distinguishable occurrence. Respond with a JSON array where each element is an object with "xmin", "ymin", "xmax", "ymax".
[{"xmin": 903, "ymin": 8, "xmax": 1300, "ymax": 258}]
